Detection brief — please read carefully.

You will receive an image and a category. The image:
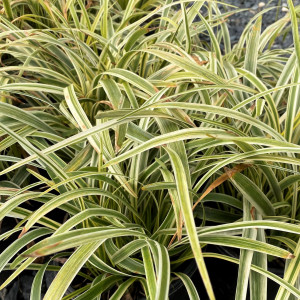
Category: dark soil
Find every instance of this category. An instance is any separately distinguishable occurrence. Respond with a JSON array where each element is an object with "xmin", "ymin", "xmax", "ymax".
[{"xmin": 224, "ymin": 0, "xmax": 300, "ymax": 48}]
